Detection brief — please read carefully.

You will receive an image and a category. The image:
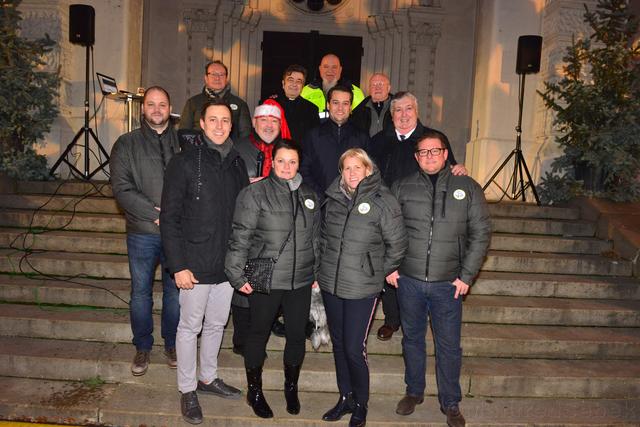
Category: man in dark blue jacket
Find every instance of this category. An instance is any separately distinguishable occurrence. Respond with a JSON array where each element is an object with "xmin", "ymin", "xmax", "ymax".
[{"xmin": 300, "ymin": 85, "xmax": 369, "ymax": 197}]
